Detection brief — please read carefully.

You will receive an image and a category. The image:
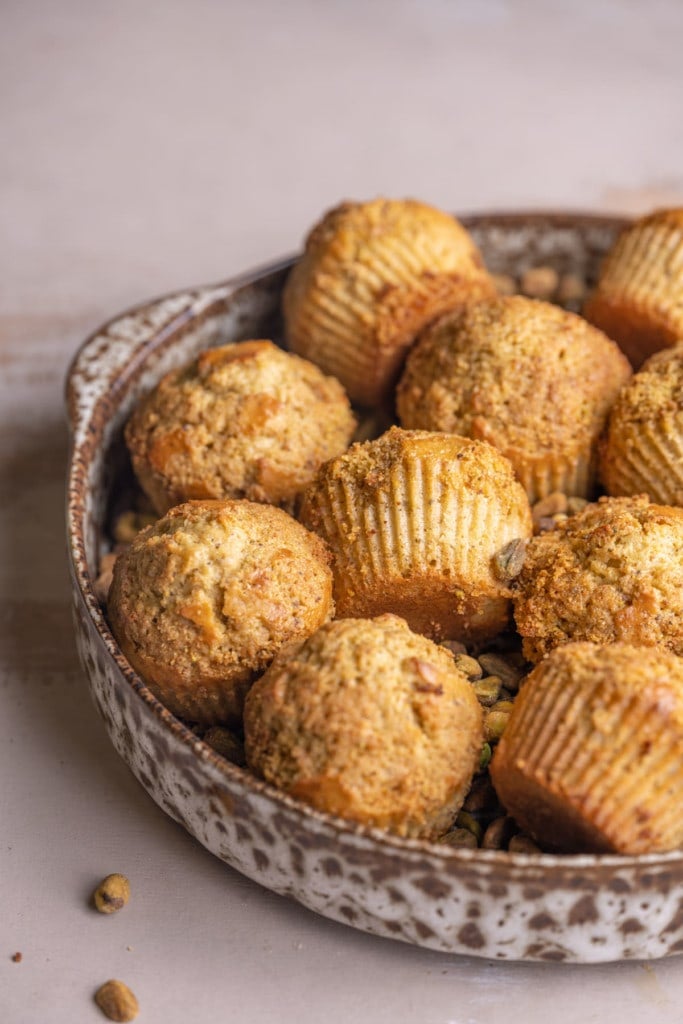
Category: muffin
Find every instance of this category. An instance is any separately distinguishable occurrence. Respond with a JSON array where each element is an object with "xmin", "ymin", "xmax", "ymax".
[
  {"xmin": 244, "ymin": 615, "xmax": 484, "ymax": 838},
  {"xmin": 108, "ymin": 499, "xmax": 334, "ymax": 725},
  {"xmin": 513, "ymin": 495, "xmax": 683, "ymax": 663},
  {"xmin": 300, "ymin": 426, "xmax": 532, "ymax": 643},
  {"xmin": 125, "ymin": 340, "xmax": 356, "ymax": 515},
  {"xmin": 283, "ymin": 198, "xmax": 496, "ymax": 407},
  {"xmin": 490, "ymin": 642, "xmax": 683, "ymax": 854},
  {"xmin": 397, "ymin": 296, "xmax": 631, "ymax": 503},
  {"xmin": 600, "ymin": 343, "xmax": 683, "ymax": 505},
  {"xmin": 584, "ymin": 208, "xmax": 683, "ymax": 368}
]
